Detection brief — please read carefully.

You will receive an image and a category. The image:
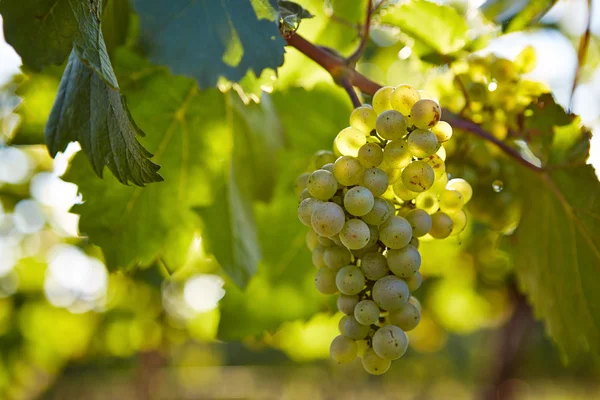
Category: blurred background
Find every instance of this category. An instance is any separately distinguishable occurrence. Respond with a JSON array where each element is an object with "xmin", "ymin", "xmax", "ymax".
[{"xmin": 0, "ymin": 0, "xmax": 600, "ymax": 399}]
